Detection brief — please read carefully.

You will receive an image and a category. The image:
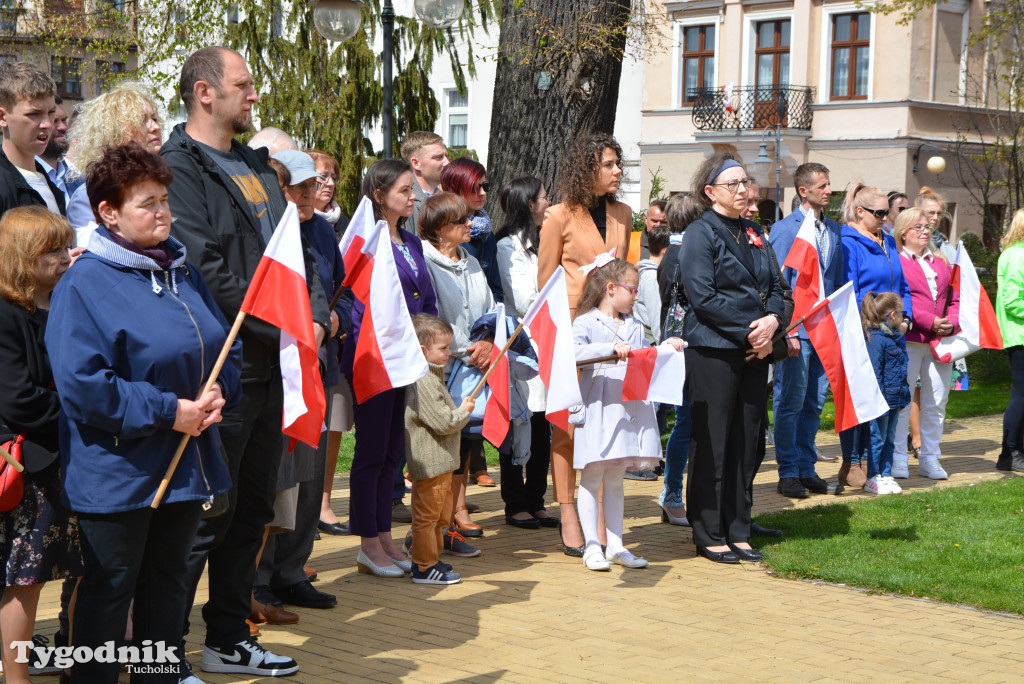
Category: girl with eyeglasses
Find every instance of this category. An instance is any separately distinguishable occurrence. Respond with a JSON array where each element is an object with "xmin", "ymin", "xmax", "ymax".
[
  {"xmin": 890, "ymin": 208, "xmax": 959, "ymax": 482},
  {"xmin": 838, "ymin": 183, "xmax": 913, "ymax": 488}
]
